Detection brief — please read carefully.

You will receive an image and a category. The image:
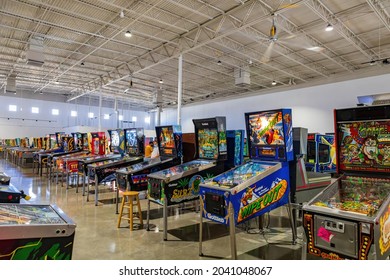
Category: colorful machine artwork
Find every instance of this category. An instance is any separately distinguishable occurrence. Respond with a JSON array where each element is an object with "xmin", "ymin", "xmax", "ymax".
[
  {"xmin": 108, "ymin": 129, "xmax": 126, "ymax": 155},
  {"xmin": 338, "ymin": 120, "xmax": 390, "ymax": 172},
  {"xmin": 90, "ymin": 132, "xmax": 106, "ymax": 155},
  {"xmin": 125, "ymin": 128, "xmax": 144, "ymax": 156},
  {"xmin": 302, "ymin": 105, "xmax": 390, "ymax": 260},
  {"xmin": 0, "ymin": 204, "xmax": 76, "ymax": 260},
  {"xmin": 306, "ymin": 133, "xmax": 336, "ymax": 173}
]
